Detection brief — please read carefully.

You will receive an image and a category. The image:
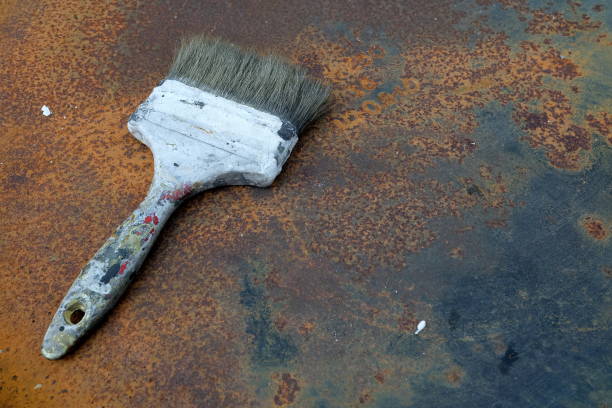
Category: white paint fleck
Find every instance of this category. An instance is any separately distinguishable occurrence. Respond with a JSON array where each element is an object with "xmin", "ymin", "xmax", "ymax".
[
  {"xmin": 41, "ymin": 105, "xmax": 52, "ymax": 116},
  {"xmin": 414, "ymin": 320, "xmax": 426, "ymax": 335},
  {"xmin": 34, "ymin": 384, "xmax": 42, "ymax": 390}
]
